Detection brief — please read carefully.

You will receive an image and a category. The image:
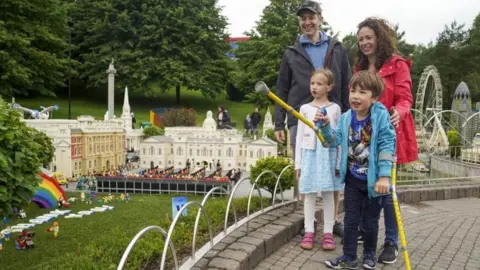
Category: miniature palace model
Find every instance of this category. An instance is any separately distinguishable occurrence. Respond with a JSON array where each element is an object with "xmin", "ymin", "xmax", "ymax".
[{"xmin": 13, "ymin": 61, "xmax": 277, "ymax": 195}]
